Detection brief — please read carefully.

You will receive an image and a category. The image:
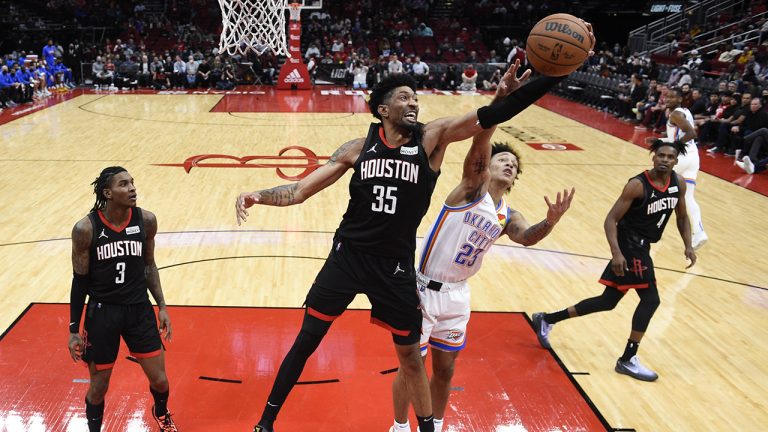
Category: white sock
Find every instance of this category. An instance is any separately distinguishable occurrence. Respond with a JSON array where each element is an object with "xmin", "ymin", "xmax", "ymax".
[
  {"xmin": 434, "ymin": 418, "xmax": 444, "ymax": 432},
  {"xmin": 393, "ymin": 420, "xmax": 410, "ymax": 430},
  {"xmin": 685, "ymin": 182, "xmax": 704, "ymax": 234}
]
